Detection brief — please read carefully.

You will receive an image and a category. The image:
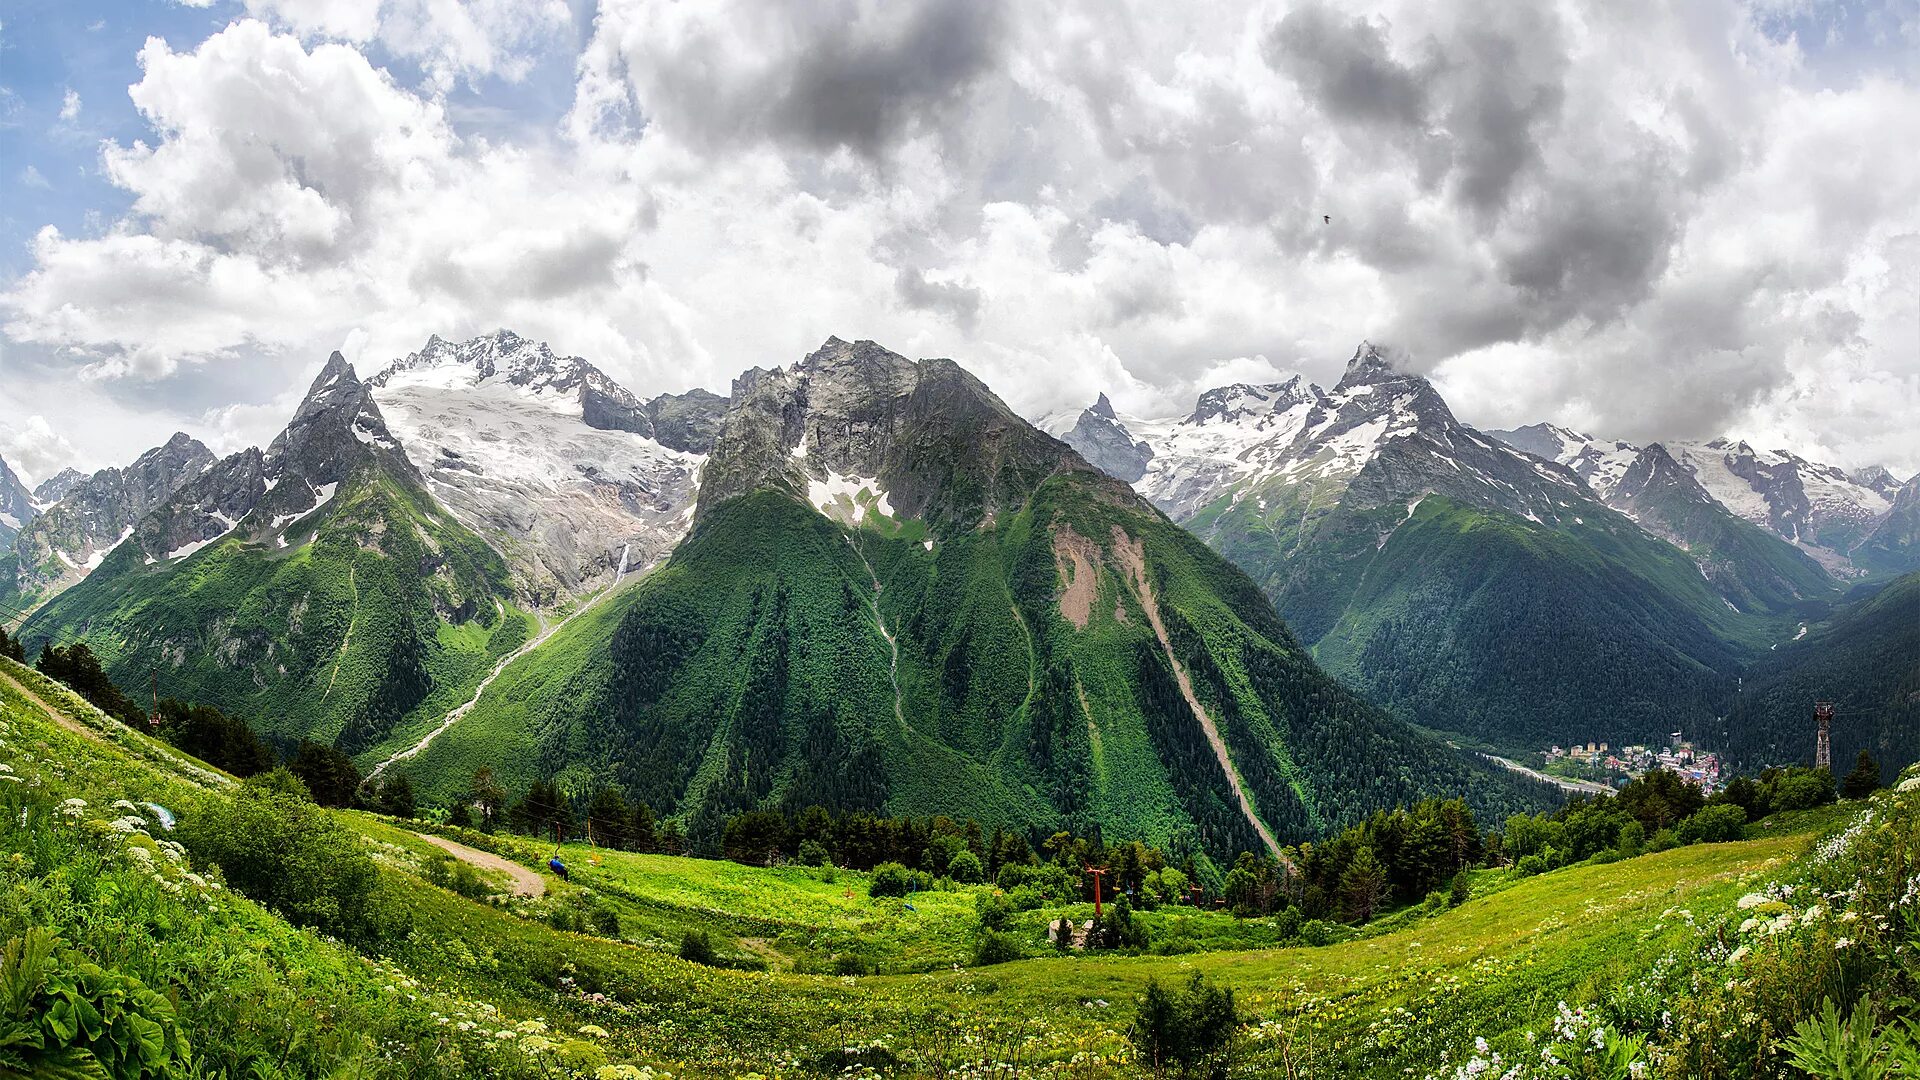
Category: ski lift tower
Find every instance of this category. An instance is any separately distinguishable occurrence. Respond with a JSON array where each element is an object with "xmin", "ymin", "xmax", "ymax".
[{"xmin": 1814, "ymin": 702, "xmax": 1834, "ymax": 771}]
